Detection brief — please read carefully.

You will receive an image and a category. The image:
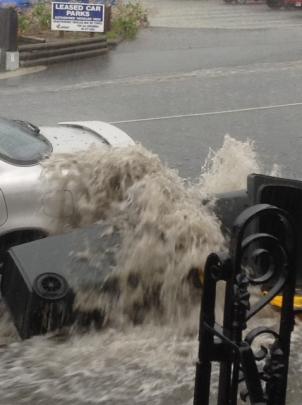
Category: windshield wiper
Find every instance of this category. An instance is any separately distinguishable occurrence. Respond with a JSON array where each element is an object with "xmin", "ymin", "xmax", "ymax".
[{"xmin": 14, "ymin": 120, "xmax": 40, "ymax": 135}]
